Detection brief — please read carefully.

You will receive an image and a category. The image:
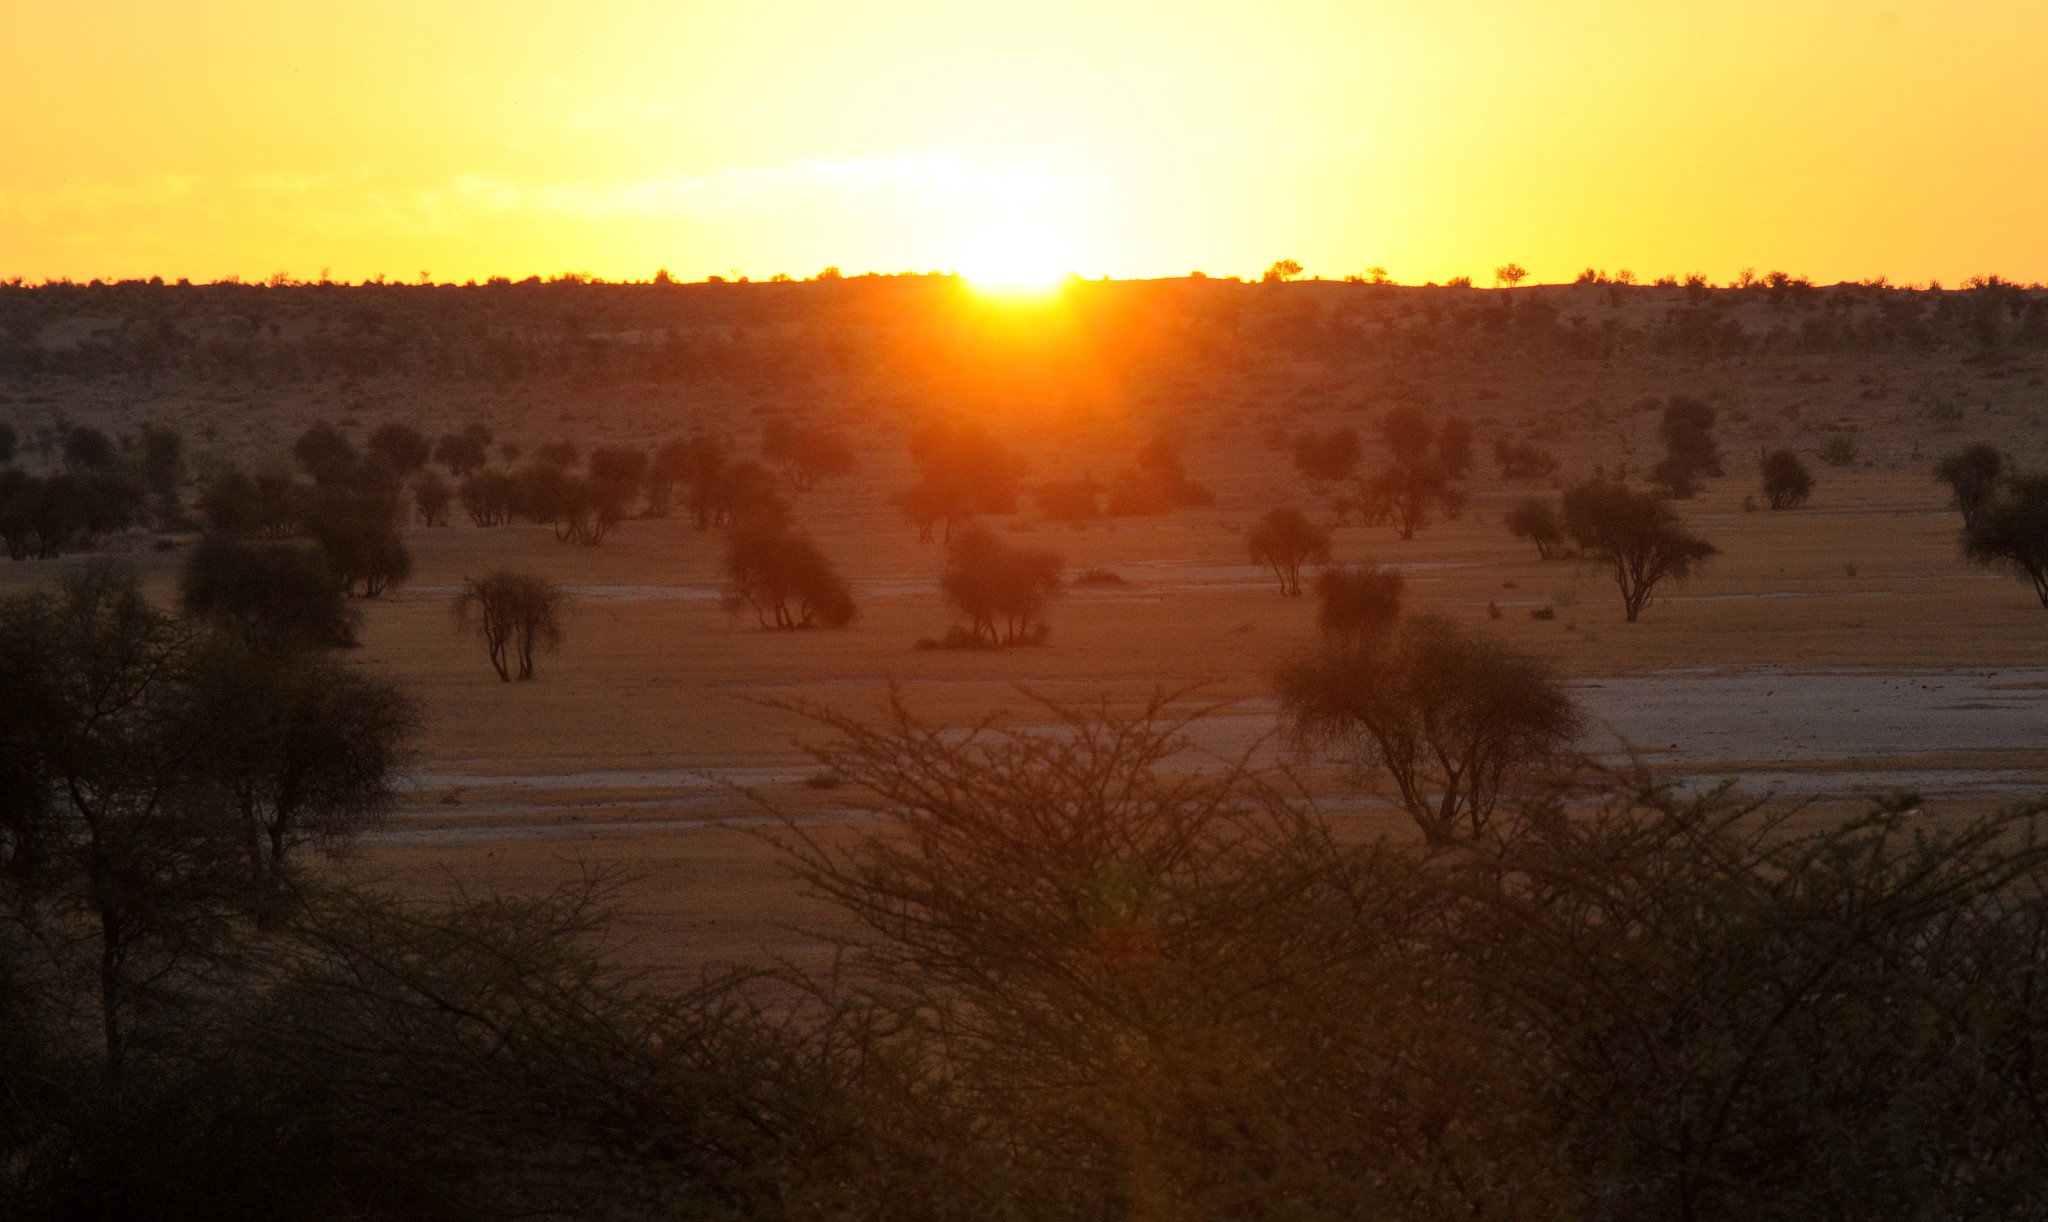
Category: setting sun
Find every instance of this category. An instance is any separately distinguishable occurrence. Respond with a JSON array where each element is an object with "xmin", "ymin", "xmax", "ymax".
[{"xmin": 956, "ymin": 219, "xmax": 1074, "ymax": 292}]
